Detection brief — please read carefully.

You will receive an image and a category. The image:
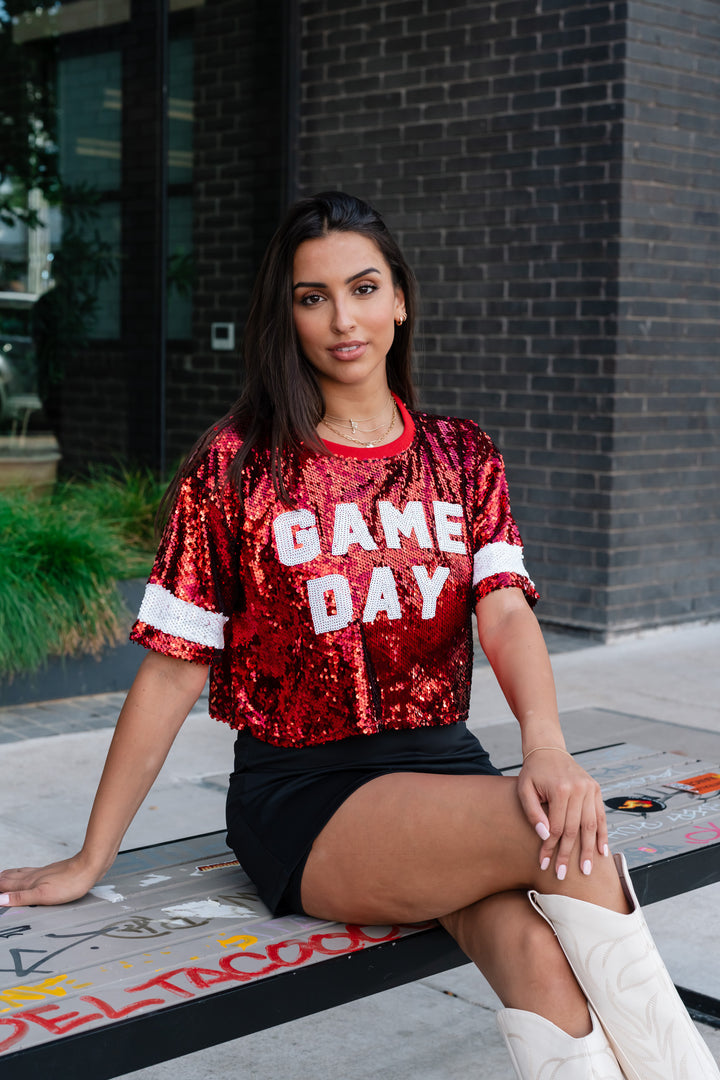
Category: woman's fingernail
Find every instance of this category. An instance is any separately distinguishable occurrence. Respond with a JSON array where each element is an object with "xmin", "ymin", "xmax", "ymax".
[
  {"xmin": 582, "ymin": 860, "xmax": 592, "ymax": 876},
  {"xmin": 556, "ymin": 864, "xmax": 567, "ymax": 881},
  {"xmin": 0, "ymin": 894, "xmax": 9, "ymax": 906},
  {"xmin": 535, "ymin": 822, "xmax": 551, "ymax": 841},
  {"xmin": 603, "ymin": 844, "xmax": 609, "ymax": 857},
  {"xmin": 540, "ymin": 857, "xmax": 550, "ymax": 871}
]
